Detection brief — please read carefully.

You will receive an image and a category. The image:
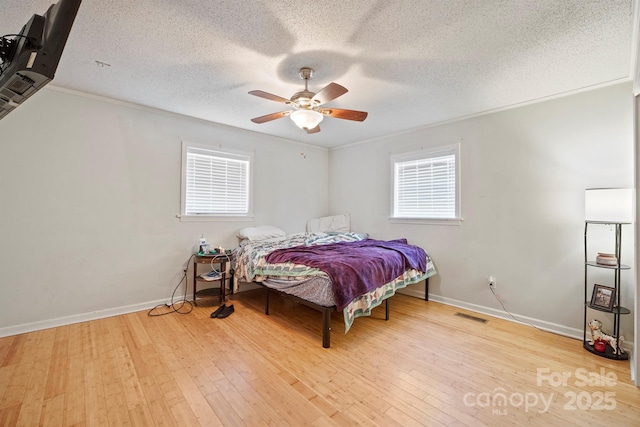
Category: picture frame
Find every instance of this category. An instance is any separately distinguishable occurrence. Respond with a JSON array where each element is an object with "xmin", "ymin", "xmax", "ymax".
[{"xmin": 590, "ymin": 284, "xmax": 616, "ymax": 311}]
